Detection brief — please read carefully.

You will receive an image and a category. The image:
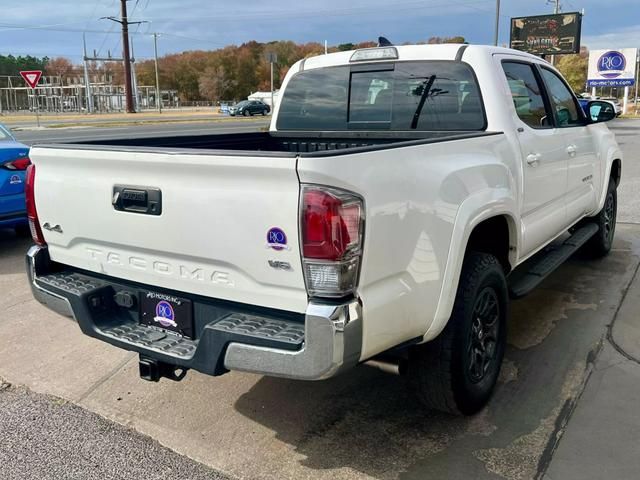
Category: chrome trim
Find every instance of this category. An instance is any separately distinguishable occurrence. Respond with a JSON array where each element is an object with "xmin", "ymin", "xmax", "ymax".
[
  {"xmin": 224, "ymin": 299, "xmax": 362, "ymax": 380},
  {"xmin": 26, "ymin": 245, "xmax": 75, "ymax": 319}
]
